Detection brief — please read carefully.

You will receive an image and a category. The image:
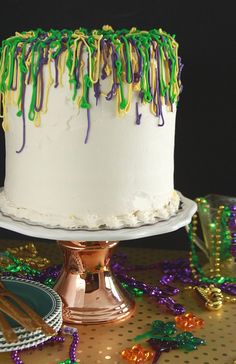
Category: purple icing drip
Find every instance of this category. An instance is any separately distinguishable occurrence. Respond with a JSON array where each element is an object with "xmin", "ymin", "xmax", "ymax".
[
  {"xmin": 178, "ymin": 57, "xmax": 184, "ymax": 82},
  {"xmin": 135, "ymin": 102, "xmax": 142, "ymax": 125},
  {"xmin": 166, "ymin": 58, "xmax": 172, "ymax": 110},
  {"xmin": 177, "ymin": 56, "xmax": 184, "ymax": 96},
  {"xmin": 27, "ymin": 67, "xmax": 31, "ymax": 85},
  {"xmin": 94, "ymin": 81, "xmax": 101, "ymax": 105},
  {"xmin": 130, "ymin": 39, "xmax": 142, "ymax": 83},
  {"xmin": 101, "ymin": 40, "xmax": 109, "ymax": 80},
  {"xmin": 25, "ymin": 43, "xmax": 34, "ymax": 59},
  {"xmin": 164, "ymin": 92, "xmax": 169, "ymax": 106},
  {"xmin": 84, "ymin": 102, "xmax": 91, "ymax": 144},
  {"xmin": 25, "ymin": 43, "xmax": 35, "ymax": 85},
  {"xmin": 34, "ymin": 47, "xmax": 49, "ymax": 112},
  {"xmin": 139, "ymin": 90, "xmax": 144, "ymax": 103},
  {"xmin": 106, "ymin": 82, "xmax": 119, "ymax": 101},
  {"xmin": 105, "ymin": 43, "xmax": 119, "ymax": 101},
  {"xmin": 54, "ymin": 56, "xmax": 59, "ymax": 88}
]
